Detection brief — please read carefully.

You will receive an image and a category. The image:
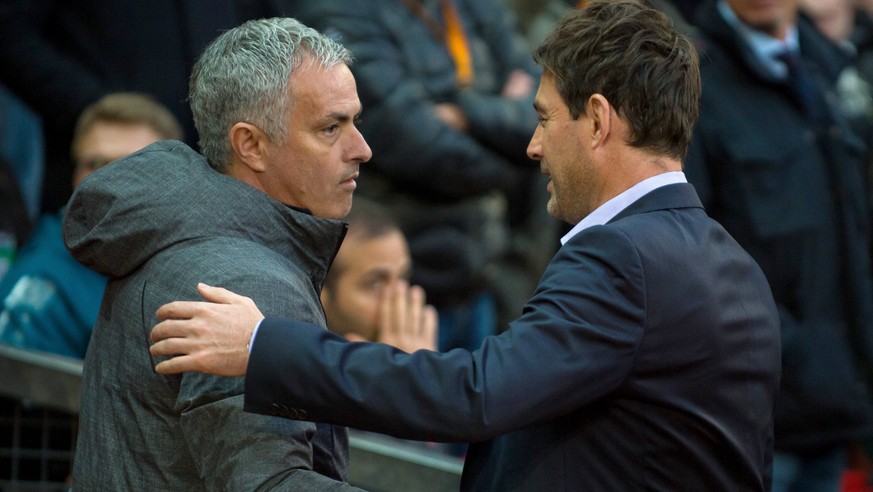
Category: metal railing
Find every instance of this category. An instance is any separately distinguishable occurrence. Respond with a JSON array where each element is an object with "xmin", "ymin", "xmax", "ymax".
[{"xmin": 0, "ymin": 344, "xmax": 462, "ymax": 491}]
